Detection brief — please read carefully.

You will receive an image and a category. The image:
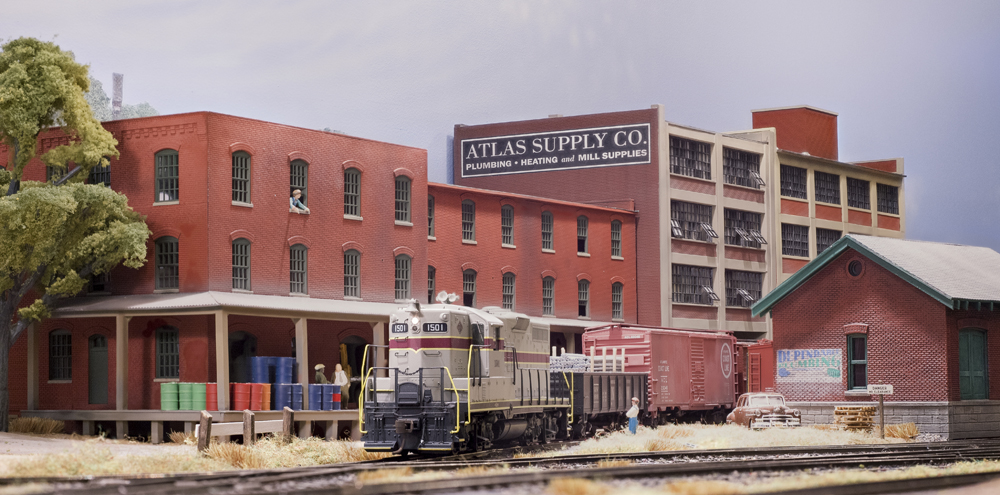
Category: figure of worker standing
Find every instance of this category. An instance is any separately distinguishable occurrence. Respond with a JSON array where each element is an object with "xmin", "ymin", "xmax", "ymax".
[
  {"xmin": 314, "ymin": 363, "xmax": 330, "ymax": 384},
  {"xmin": 626, "ymin": 397, "xmax": 640, "ymax": 434},
  {"xmin": 333, "ymin": 363, "xmax": 350, "ymax": 408}
]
